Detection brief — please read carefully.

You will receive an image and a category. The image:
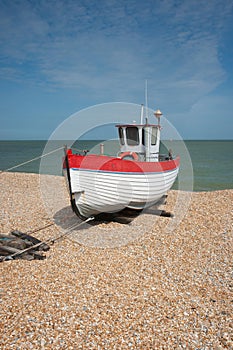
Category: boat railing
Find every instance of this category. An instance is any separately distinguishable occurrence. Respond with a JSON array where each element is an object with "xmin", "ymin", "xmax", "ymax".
[
  {"xmin": 70, "ymin": 147, "xmax": 90, "ymax": 156},
  {"xmin": 159, "ymin": 154, "xmax": 173, "ymax": 161}
]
